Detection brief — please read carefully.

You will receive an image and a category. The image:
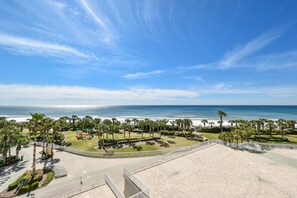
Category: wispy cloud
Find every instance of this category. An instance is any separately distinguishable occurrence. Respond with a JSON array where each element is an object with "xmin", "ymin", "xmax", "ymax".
[
  {"xmin": 218, "ymin": 30, "xmax": 281, "ymax": 69},
  {"xmin": 124, "ymin": 70, "xmax": 166, "ymax": 79},
  {"xmin": 183, "ymin": 76, "xmax": 205, "ymax": 83},
  {"xmin": 80, "ymin": 0, "xmax": 116, "ymax": 46},
  {"xmin": 200, "ymin": 82, "xmax": 297, "ymax": 97},
  {"xmin": 0, "ymin": 34, "xmax": 98, "ymax": 64},
  {"xmin": 0, "ymin": 83, "xmax": 198, "ymax": 104},
  {"xmin": 179, "ymin": 29, "xmax": 289, "ymax": 71}
]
